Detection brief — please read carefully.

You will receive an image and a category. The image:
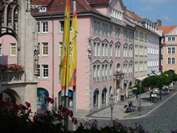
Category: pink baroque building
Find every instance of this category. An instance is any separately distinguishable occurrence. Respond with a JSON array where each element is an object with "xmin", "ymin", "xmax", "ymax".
[{"xmin": 0, "ymin": 0, "xmax": 135, "ymax": 114}]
